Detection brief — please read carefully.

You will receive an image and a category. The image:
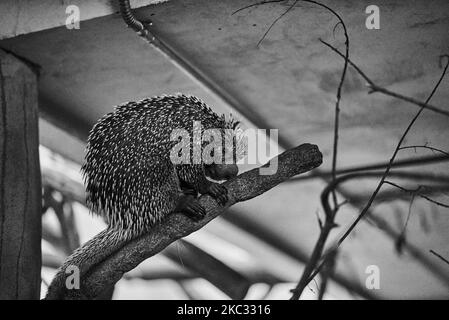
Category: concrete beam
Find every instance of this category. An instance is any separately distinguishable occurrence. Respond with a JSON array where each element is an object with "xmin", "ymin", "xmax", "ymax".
[{"xmin": 0, "ymin": 0, "xmax": 168, "ymax": 40}]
